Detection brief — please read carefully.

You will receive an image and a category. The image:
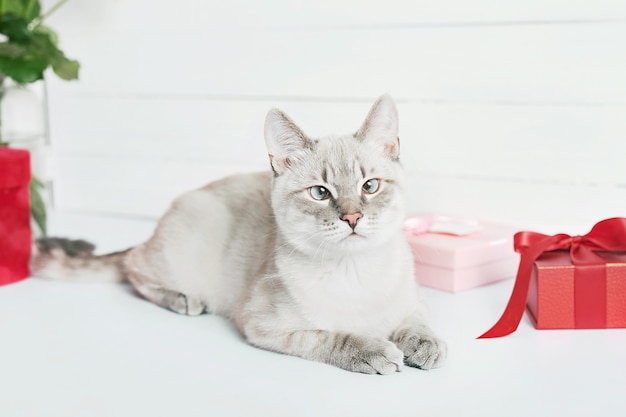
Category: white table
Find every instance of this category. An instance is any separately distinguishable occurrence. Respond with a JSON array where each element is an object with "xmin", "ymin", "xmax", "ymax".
[{"xmin": 1, "ymin": 211, "xmax": 625, "ymax": 417}]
